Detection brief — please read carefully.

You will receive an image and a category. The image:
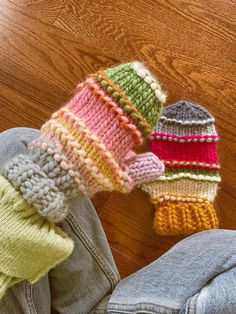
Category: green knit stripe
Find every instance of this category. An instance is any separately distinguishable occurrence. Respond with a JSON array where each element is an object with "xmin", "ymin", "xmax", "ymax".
[
  {"xmin": 164, "ymin": 168, "xmax": 220, "ymax": 177},
  {"xmin": 103, "ymin": 63, "xmax": 162, "ymax": 128},
  {"xmin": 97, "ymin": 74, "xmax": 150, "ymax": 137}
]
